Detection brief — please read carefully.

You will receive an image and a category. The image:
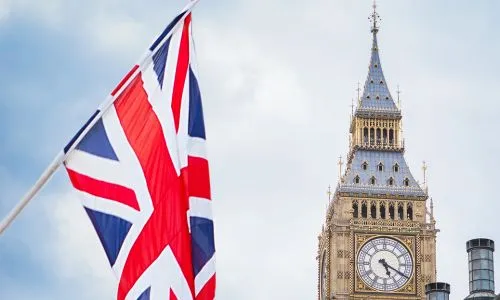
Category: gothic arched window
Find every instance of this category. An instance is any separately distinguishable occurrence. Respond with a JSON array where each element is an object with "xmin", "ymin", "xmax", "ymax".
[
  {"xmin": 361, "ymin": 203, "xmax": 368, "ymax": 218},
  {"xmin": 407, "ymin": 203, "xmax": 413, "ymax": 220},
  {"xmin": 389, "ymin": 203, "xmax": 395, "ymax": 220},
  {"xmin": 398, "ymin": 203, "xmax": 404, "ymax": 220},
  {"xmin": 370, "ymin": 176, "xmax": 376, "ymax": 185},
  {"xmin": 388, "ymin": 177, "xmax": 394, "ymax": 186},
  {"xmin": 354, "ymin": 175, "xmax": 360, "ymax": 184},
  {"xmin": 353, "ymin": 202, "xmax": 359, "ymax": 218},
  {"xmin": 370, "ymin": 203, "xmax": 377, "ymax": 219},
  {"xmin": 393, "ymin": 163, "xmax": 399, "ymax": 172},
  {"xmin": 378, "ymin": 163, "xmax": 384, "ymax": 172},
  {"xmin": 362, "ymin": 162, "xmax": 368, "ymax": 171},
  {"xmin": 380, "ymin": 203, "xmax": 386, "ymax": 219},
  {"xmin": 404, "ymin": 178, "xmax": 410, "ymax": 187}
]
